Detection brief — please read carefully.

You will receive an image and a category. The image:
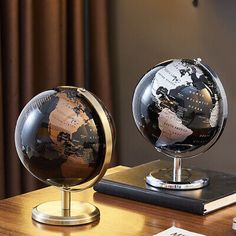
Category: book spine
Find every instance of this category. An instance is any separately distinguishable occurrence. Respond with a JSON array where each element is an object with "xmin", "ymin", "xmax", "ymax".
[{"xmin": 94, "ymin": 180, "xmax": 205, "ymax": 215}]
